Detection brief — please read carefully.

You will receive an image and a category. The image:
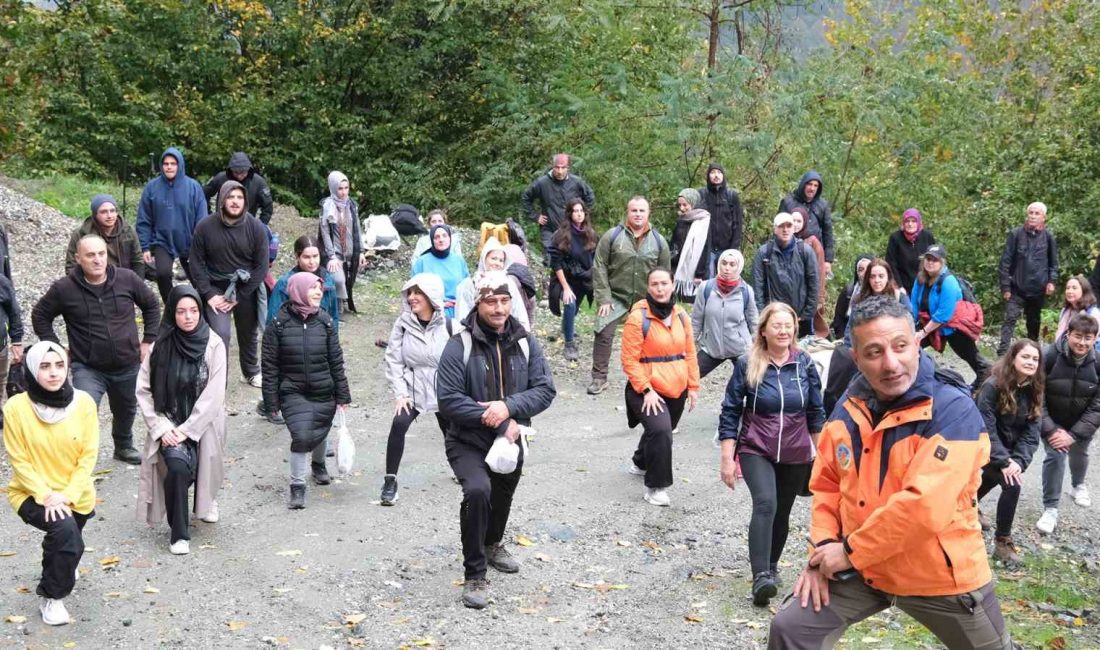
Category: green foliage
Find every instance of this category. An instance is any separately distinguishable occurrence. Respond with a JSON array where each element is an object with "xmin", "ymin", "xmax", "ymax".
[{"xmin": 1, "ymin": 173, "xmax": 143, "ymax": 221}]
